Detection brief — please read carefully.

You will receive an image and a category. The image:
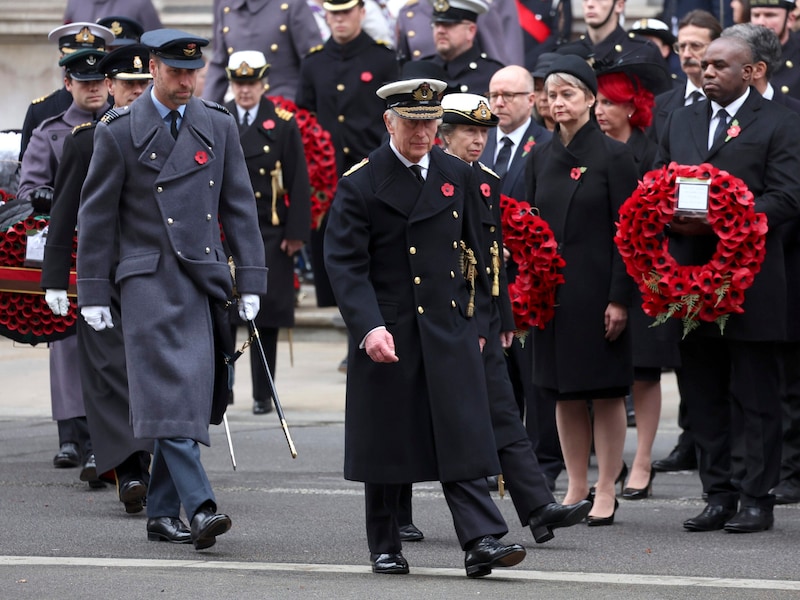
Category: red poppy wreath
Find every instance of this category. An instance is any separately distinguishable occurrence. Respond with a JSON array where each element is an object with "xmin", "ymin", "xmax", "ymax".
[
  {"xmin": 269, "ymin": 96, "xmax": 338, "ymax": 229},
  {"xmin": 615, "ymin": 162, "xmax": 768, "ymax": 337},
  {"xmin": 500, "ymin": 194, "xmax": 565, "ymax": 333}
]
